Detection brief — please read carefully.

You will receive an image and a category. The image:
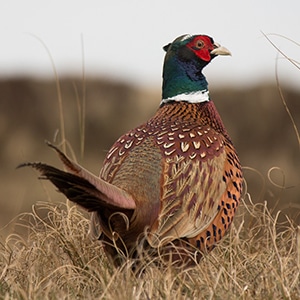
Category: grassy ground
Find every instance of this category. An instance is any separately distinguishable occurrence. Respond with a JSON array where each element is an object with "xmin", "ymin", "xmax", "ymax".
[{"xmin": 0, "ymin": 192, "xmax": 299, "ymax": 299}]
